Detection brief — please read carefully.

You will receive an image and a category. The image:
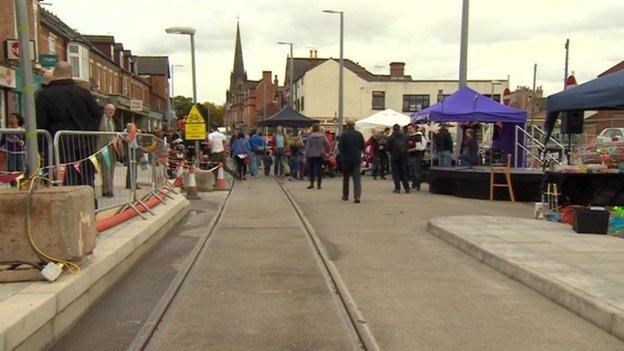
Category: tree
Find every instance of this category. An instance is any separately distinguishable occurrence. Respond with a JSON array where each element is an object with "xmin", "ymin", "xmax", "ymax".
[
  {"xmin": 202, "ymin": 101, "xmax": 225, "ymax": 127},
  {"xmin": 172, "ymin": 95, "xmax": 193, "ymax": 119}
]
